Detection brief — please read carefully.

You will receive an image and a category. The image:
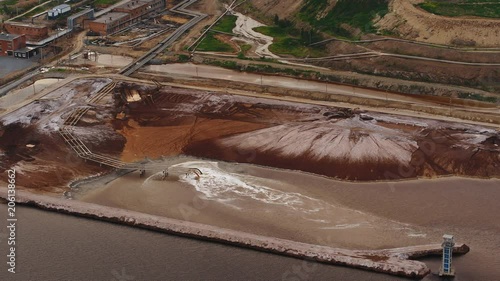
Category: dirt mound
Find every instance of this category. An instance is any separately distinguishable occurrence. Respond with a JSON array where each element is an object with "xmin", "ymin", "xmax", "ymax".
[
  {"xmin": 112, "ymin": 82, "xmax": 500, "ymax": 181},
  {"xmin": 378, "ymin": 0, "xmax": 500, "ymax": 47}
]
